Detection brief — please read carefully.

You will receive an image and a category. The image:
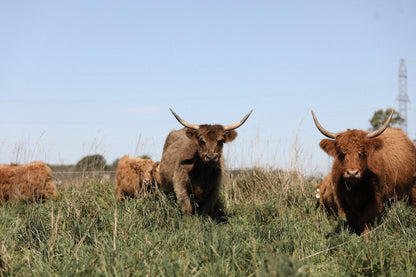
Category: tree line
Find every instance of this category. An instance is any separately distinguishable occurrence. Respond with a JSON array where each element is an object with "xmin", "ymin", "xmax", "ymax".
[{"xmin": 48, "ymin": 154, "xmax": 152, "ymax": 172}]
